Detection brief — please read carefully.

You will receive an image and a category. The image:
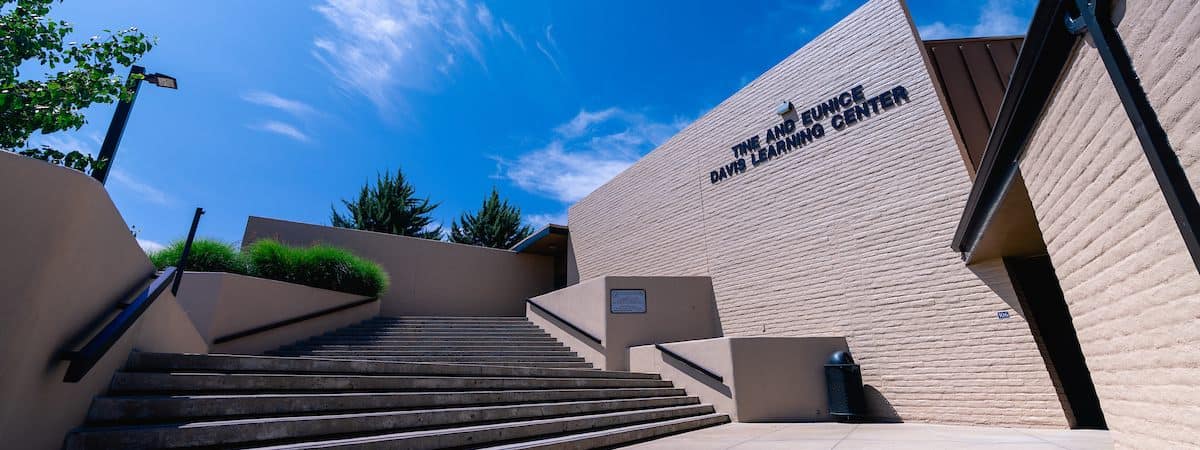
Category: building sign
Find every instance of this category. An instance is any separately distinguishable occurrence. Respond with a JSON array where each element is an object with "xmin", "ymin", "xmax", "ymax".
[
  {"xmin": 610, "ymin": 289, "xmax": 647, "ymax": 313},
  {"xmin": 709, "ymin": 84, "xmax": 911, "ymax": 184}
]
